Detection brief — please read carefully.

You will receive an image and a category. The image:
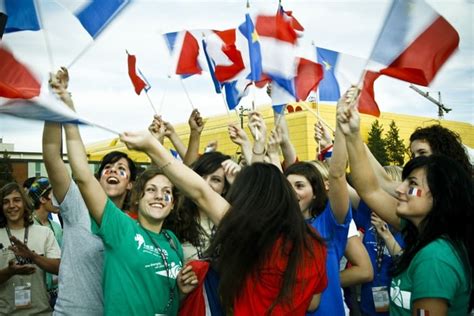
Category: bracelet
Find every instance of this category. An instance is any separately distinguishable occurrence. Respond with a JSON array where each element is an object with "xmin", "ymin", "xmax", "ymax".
[
  {"xmin": 252, "ymin": 146, "xmax": 266, "ymax": 155},
  {"xmin": 158, "ymin": 161, "xmax": 172, "ymax": 170}
]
